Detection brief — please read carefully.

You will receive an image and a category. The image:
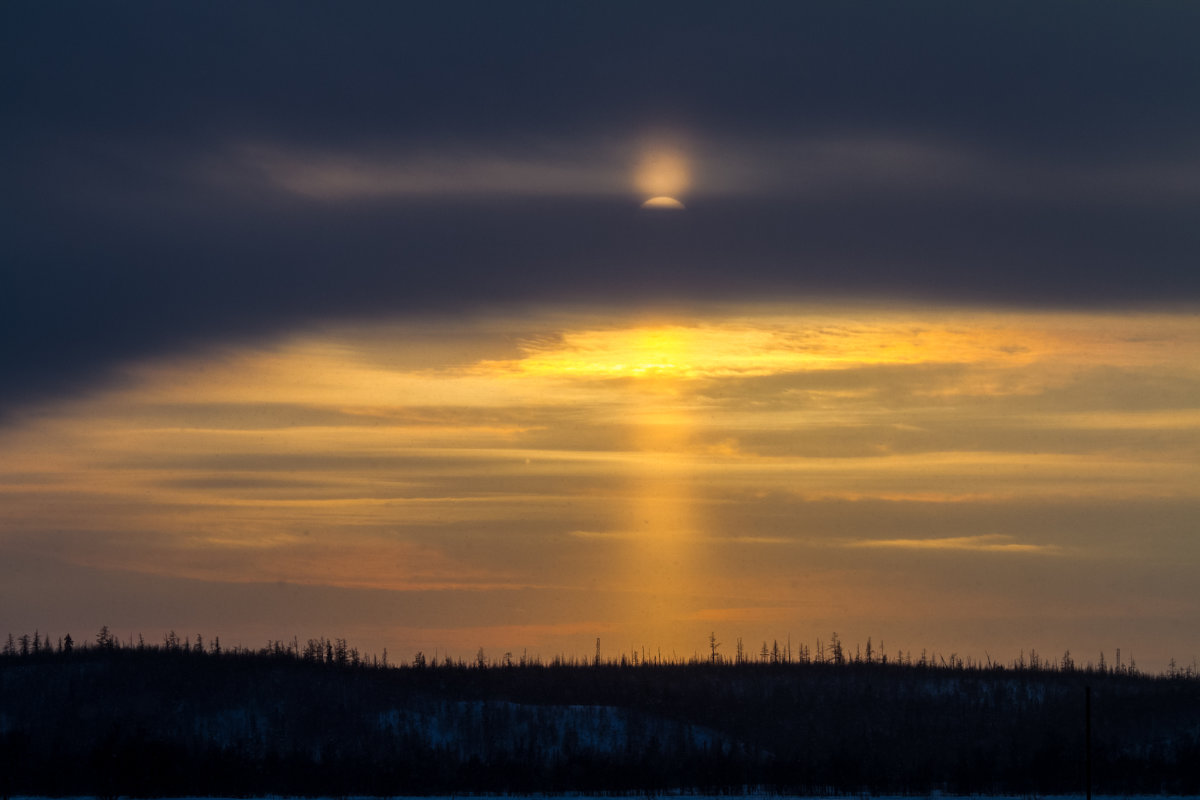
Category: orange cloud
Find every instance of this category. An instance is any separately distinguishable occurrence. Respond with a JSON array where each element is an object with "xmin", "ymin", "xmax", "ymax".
[{"xmin": 847, "ymin": 535, "xmax": 1060, "ymax": 554}]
